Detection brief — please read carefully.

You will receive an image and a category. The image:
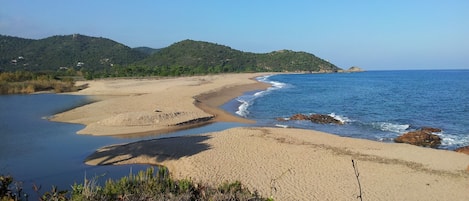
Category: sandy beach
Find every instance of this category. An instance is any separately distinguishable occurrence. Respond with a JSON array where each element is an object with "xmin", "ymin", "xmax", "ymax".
[
  {"xmin": 54, "ymin": 73, "xmax": 469, "ymax": 200},
  {"xmin": 52, "ymin": 73, "xmax": 271, "ymax": 136}
]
